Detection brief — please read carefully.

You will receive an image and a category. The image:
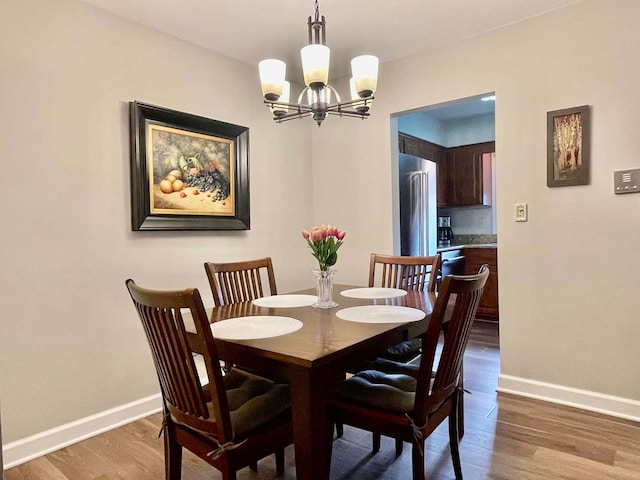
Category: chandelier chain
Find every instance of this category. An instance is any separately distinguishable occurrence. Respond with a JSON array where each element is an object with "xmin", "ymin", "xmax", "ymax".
[{"xmin": 314, "ymin": 0, "xmax": 320, "ymax": 22}]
